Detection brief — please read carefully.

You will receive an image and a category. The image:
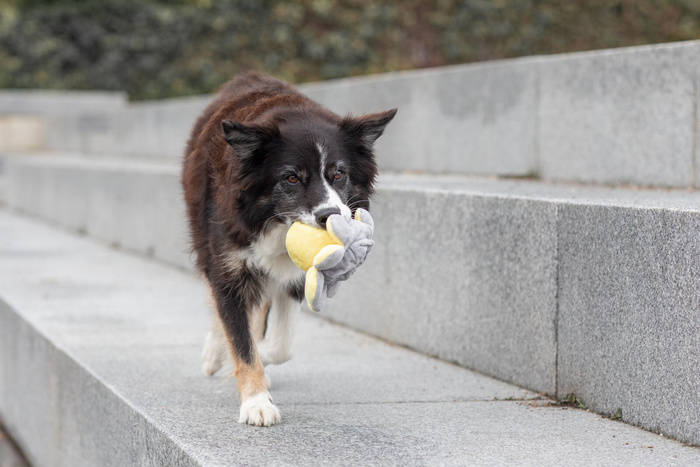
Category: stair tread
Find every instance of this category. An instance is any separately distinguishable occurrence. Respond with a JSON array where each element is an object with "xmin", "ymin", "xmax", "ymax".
[
  {"xmin": 6, "ymin": 151, "xmax": 700, "ymax": 213},
  {"xmin": 1, "ymin": 209, "xmax": 699, "ymax": 465}
]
